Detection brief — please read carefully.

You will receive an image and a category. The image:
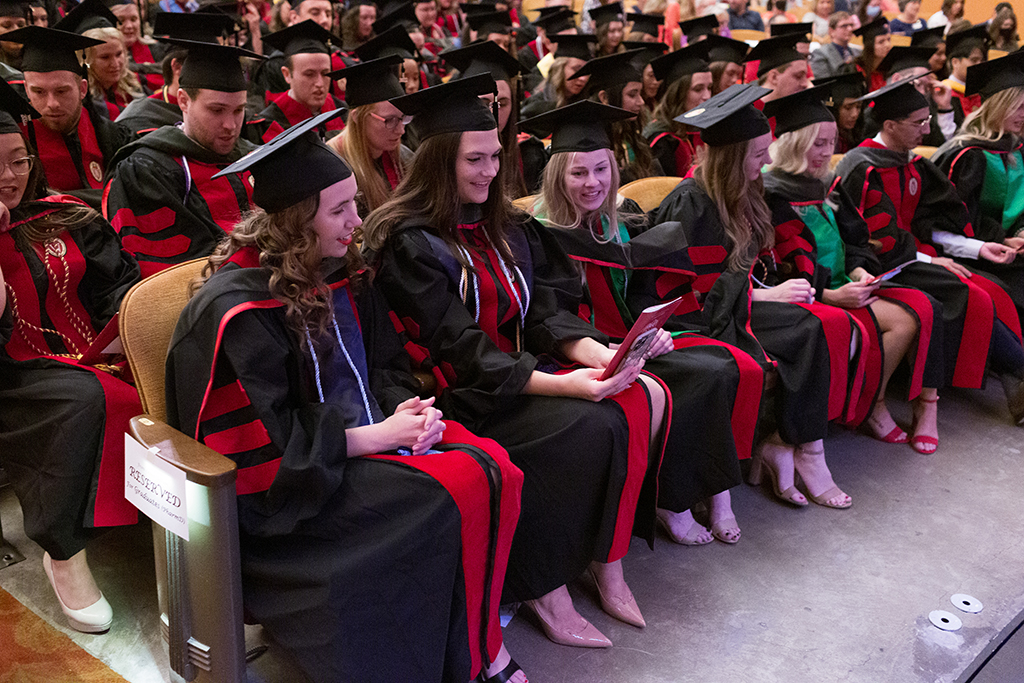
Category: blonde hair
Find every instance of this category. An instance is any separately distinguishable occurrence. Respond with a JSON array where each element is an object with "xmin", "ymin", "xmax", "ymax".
[
  {"xmin": 83, "ymin": 27, "xmax": 143, "ymax": 101},
  {"xmin": 693, "ymin": 139, "xmax": 774, "ymax": 272},
  {"xmin": 198, "ymin": 196, "xmax": 369, "ymax": 338},
  {"xmin": 958, "ymin": 87, "xmax": 1024, "ymax": 144},
  {"xmin": 332, "ymin": 104, "xmax": 405, "ymax": 215},
  {"xmin": 538, "ymin": 149, "xmax": 622, "ymax": 233},
  {"xmin": 767, "ymin": 121, "xmax": 823, "ymax": 177}
]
